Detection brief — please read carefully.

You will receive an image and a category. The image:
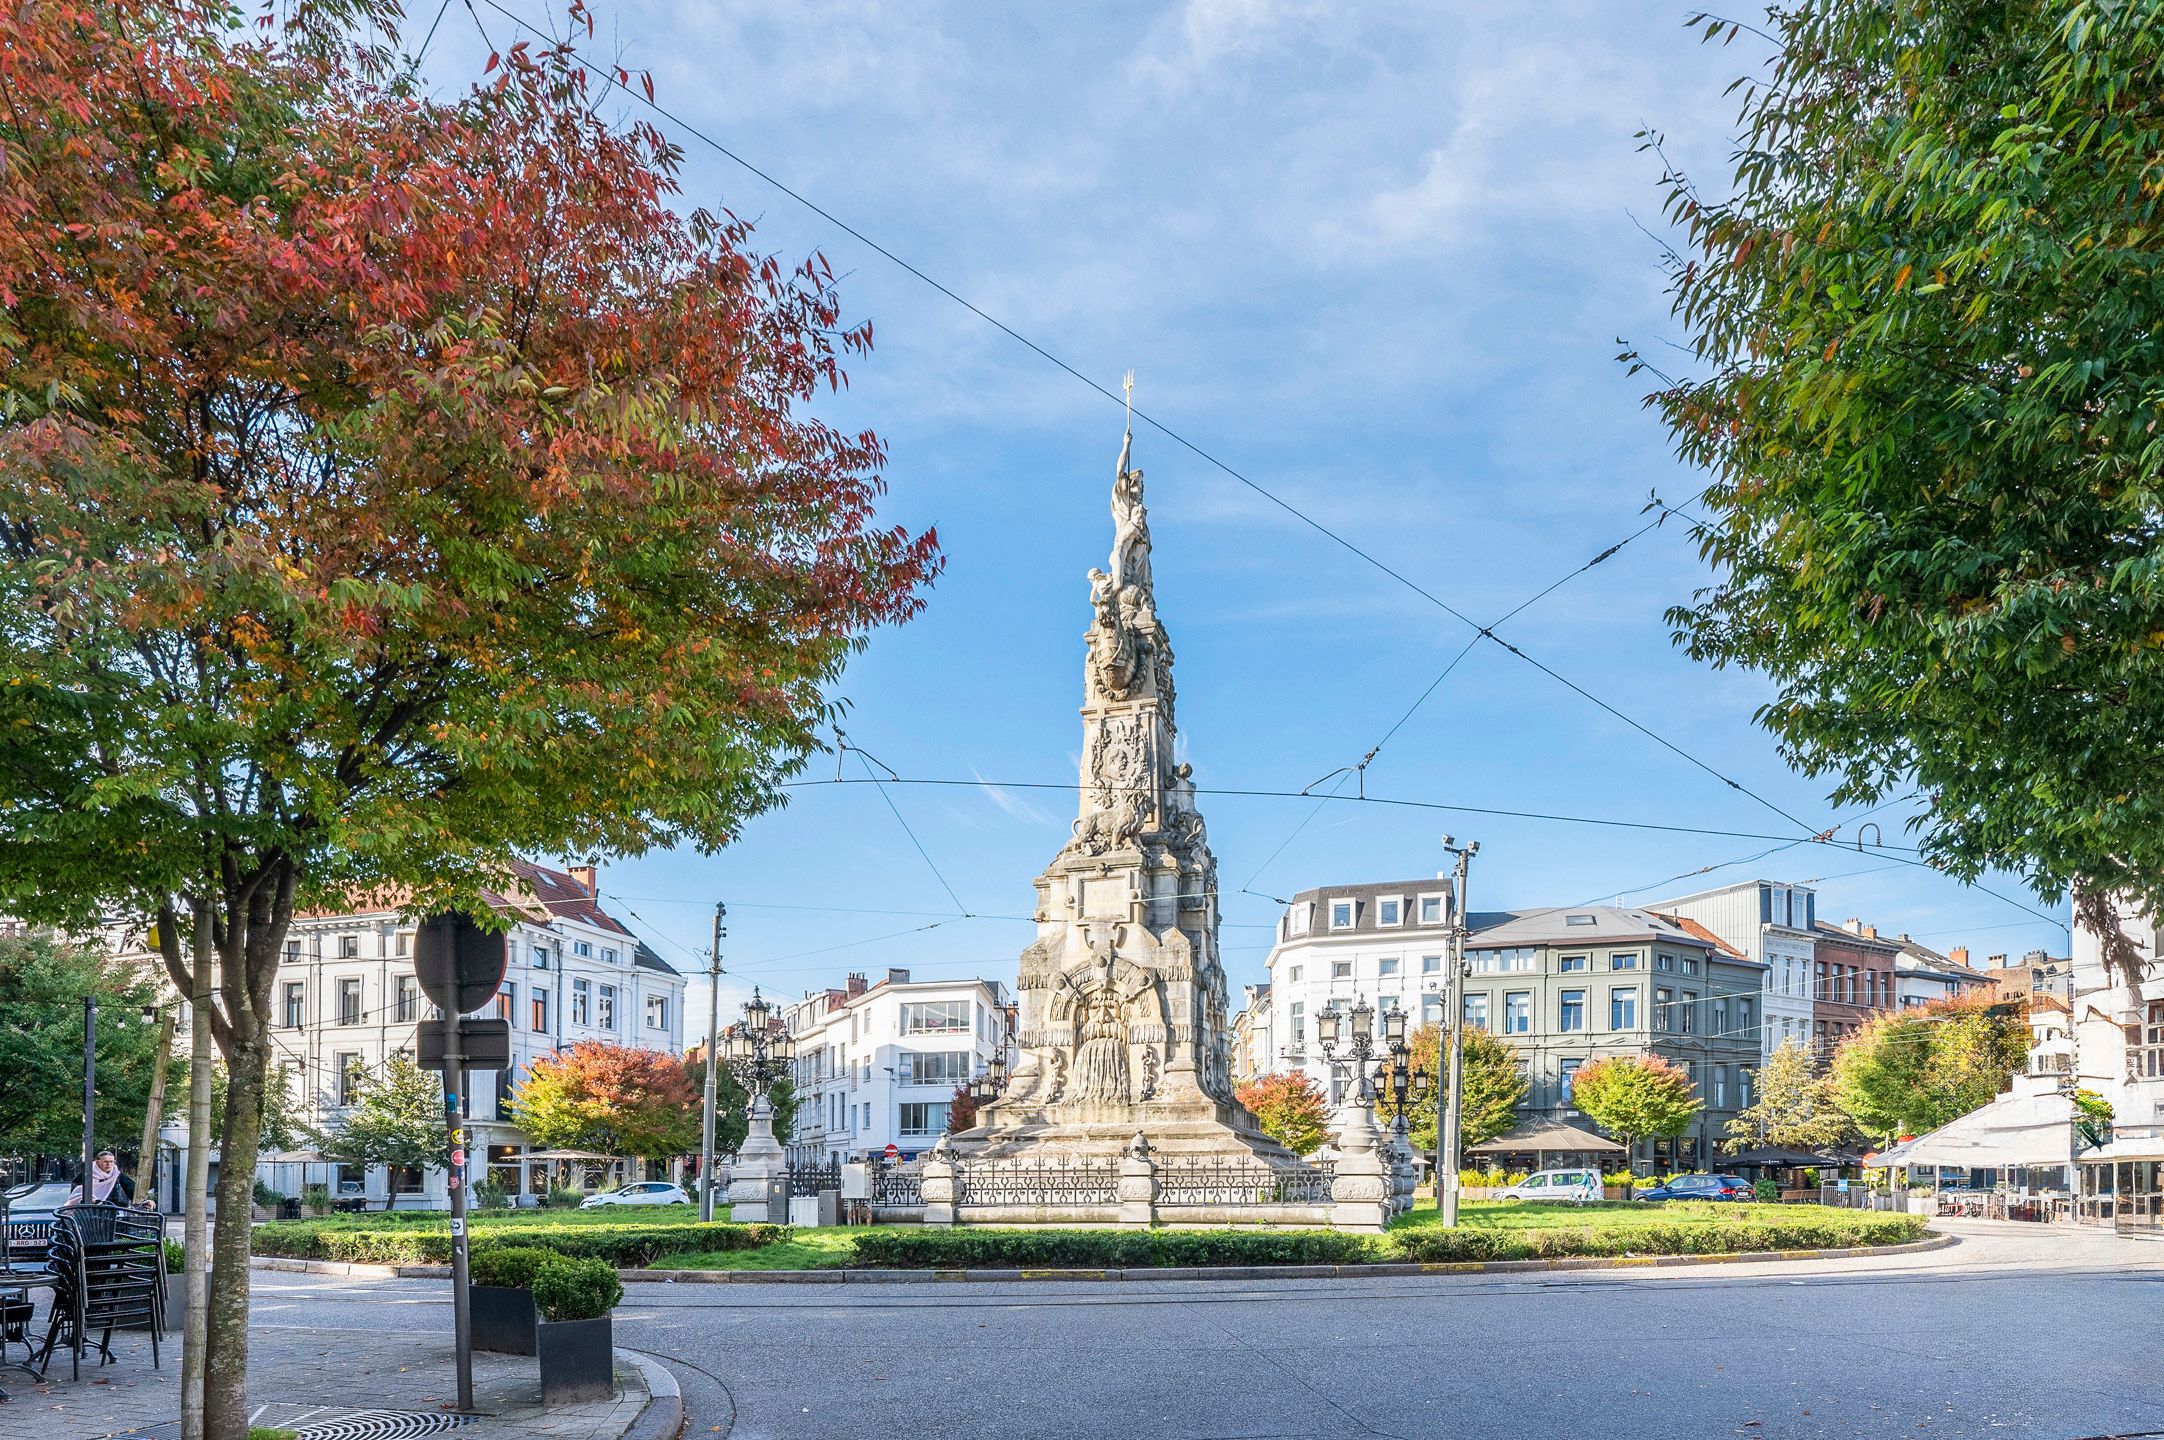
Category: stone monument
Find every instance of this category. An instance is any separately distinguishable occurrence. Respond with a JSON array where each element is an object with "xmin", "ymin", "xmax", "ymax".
[{"xmin": 957, "ymin": 411, "xmax": 1291, "ymax": 1167}]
